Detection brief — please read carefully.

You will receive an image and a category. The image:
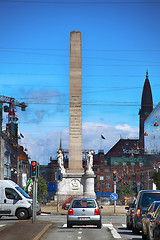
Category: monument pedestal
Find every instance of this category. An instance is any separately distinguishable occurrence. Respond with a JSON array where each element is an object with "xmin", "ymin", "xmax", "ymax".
[
  {"xmin": 57, "ymin": 171, "xmax": 96, "ymax": 201},
  {"xmin": 83, "ymin": 171, "xmax": 96, "ymax": 198},
  {"xmin": 57, "ymin": 172, "xmax": 85, "ymax": 201}
]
